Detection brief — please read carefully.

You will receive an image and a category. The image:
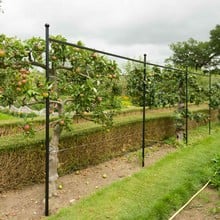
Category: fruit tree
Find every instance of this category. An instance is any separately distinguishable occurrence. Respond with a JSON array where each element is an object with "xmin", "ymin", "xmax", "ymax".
[{"xmin": 0, "ymin": 34, "xmax": 120, "ymax": 196}]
